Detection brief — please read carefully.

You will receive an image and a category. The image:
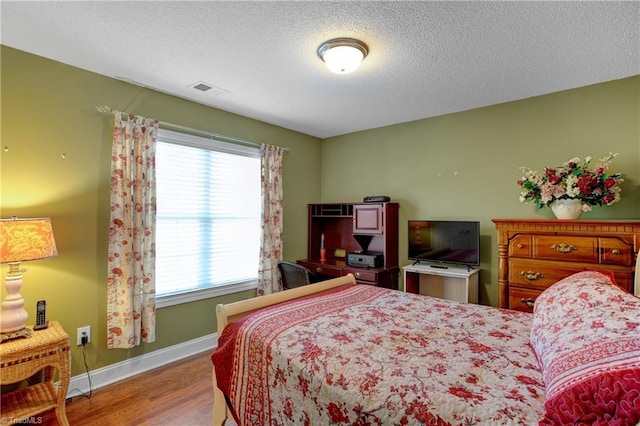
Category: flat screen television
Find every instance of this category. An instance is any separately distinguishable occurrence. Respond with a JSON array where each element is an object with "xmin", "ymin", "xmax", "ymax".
[{"xmin": 408, "ymin": 220, "xmax": 480, "ymax": 267}]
